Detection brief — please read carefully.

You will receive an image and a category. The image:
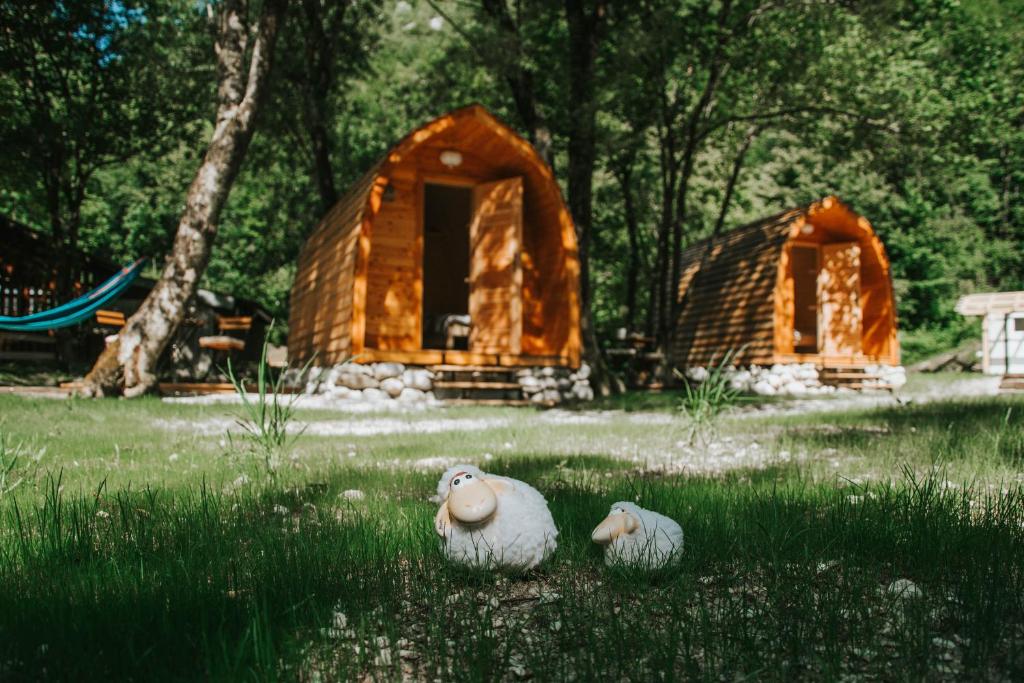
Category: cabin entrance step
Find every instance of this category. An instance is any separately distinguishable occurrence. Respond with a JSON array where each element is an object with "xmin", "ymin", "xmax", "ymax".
[
  {"xmin": 1000, "ymin": 374, "xmax": 1024, "ymax": 392},
  {"xmin": 819, "ymin": 366, "xmax": 893, "ymax": 392},
  {"xmin": 428, "ymin": 364, "xmax": 528, "ymax": 405}
]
